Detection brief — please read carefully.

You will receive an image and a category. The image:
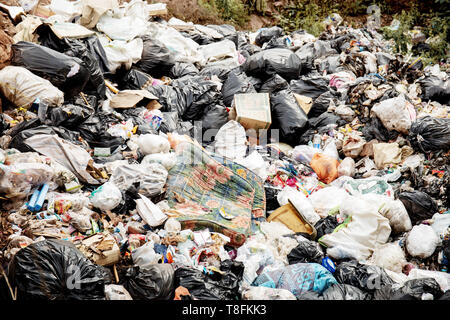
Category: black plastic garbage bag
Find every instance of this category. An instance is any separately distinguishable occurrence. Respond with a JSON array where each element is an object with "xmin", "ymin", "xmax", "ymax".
[
  {"xmin": 259, "ymin": 74, "xmax": 289, "ymax": 93},
  {"xmin": 439, "ymin": 290, "xmax": 450, "ymax": 300},
  {"xmin": 122, "ymin": 69, "xmax": 153, "ymax": 90},
  {"xmin": 78, "ymin": 113, "xmax": 125, "ymax": 149},
  {"xmin": 307, "ymin": 91, "xmax": 335, "ymax": 118},
  {"xmin": 8, "ymin": 239, "xmax": 106, "ymax": 300},
  {"xmin": 0, "ymin": 114, "xmax": 10, "ymax": 135},
  {"xmin": 265, "ymin": 36, "xmax": 289, "ymax": 49},
  {"xmin": 265, "ymin": 186, "xmax": 282, "ymax": 212},
  {"xmin": 200, "ymin": 104, "xmax": 229, "ymax": 133},
  {"xmin": 314, "ymin": 216, "xmax": 339, "ymax": 239},
  {"xmin": 207, "ymin": 24, "xmax": 238, "ymax": 47},
  {"xmin": 290, "ymin": 77, "xmax": 329, "ymax": 100},
  {"xmin": 322, "ymin": 283, "xmax": 370, "ymax": 300},
  {"xmin": 11, "ymin": 41, "xmax": 89, "ymax": 98},
  {"xmin": 309, "ymin": 112, "xmax": 345, "ymax": 129},
  {"xmin": 121, "ymin": 265, "xmax": 175, "ymax": 300},
  {"xmin": 362, "ymin": 116, "xmax": 400, "ymax": 142},
  {"xmin": 270, "ymin": 89, "xmax": 308, "ymax": 145},
  {"xmin": 198, "ymin": 65, "xmax": 232, "ymax": 81},
  {"xmin": 46, "ymin": 103, "xmax": 94, "ymax": 129},
  {"xmin": 374, "ymin": 278, "xmax": 443, "ymax": 300},
  {"xmin": 135, "ymin": 37, "xmax": 175, "ymax": 78},
  {"xmin": 63, "ymin": 39, "xmax": 106, "ymax": 99},
  {"xmin": 170, "ymin": 62, "xmax": 199, "ymax": 79},
  {"xmin": 255, "ymin": 26, "xmax": 284, "ymax": 47},
  {"xmin": 159, "ymin": 111, "xmax": 179, "ymax": 133},
  {"xmin": 243, "ymin": 48, "xmax": 302, "ymax": 81},
  {"xmin": 287, "ymin": 240, "xmax": 324, "ymax": 264},
  {"xmin": 398, "ymin": 191, "xmax": 438, "ymax": 225},
  {"xmin": 417, "ymin": 76, "xmax": 450, "ymax": 104},
  {"xmin": 222, "ymin": 70, "xmax": 256, "ymax": 107},
  {"xmin": 174, "ymin": 260, "xmax": 244, "ymax": 300},
  {"xmin": 407, "ymin": 116, "xmax": 450, "ymax": 153},
  {"xmin": 334, "ymin": 260, "xmax": 394, "ymax": 295}
]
